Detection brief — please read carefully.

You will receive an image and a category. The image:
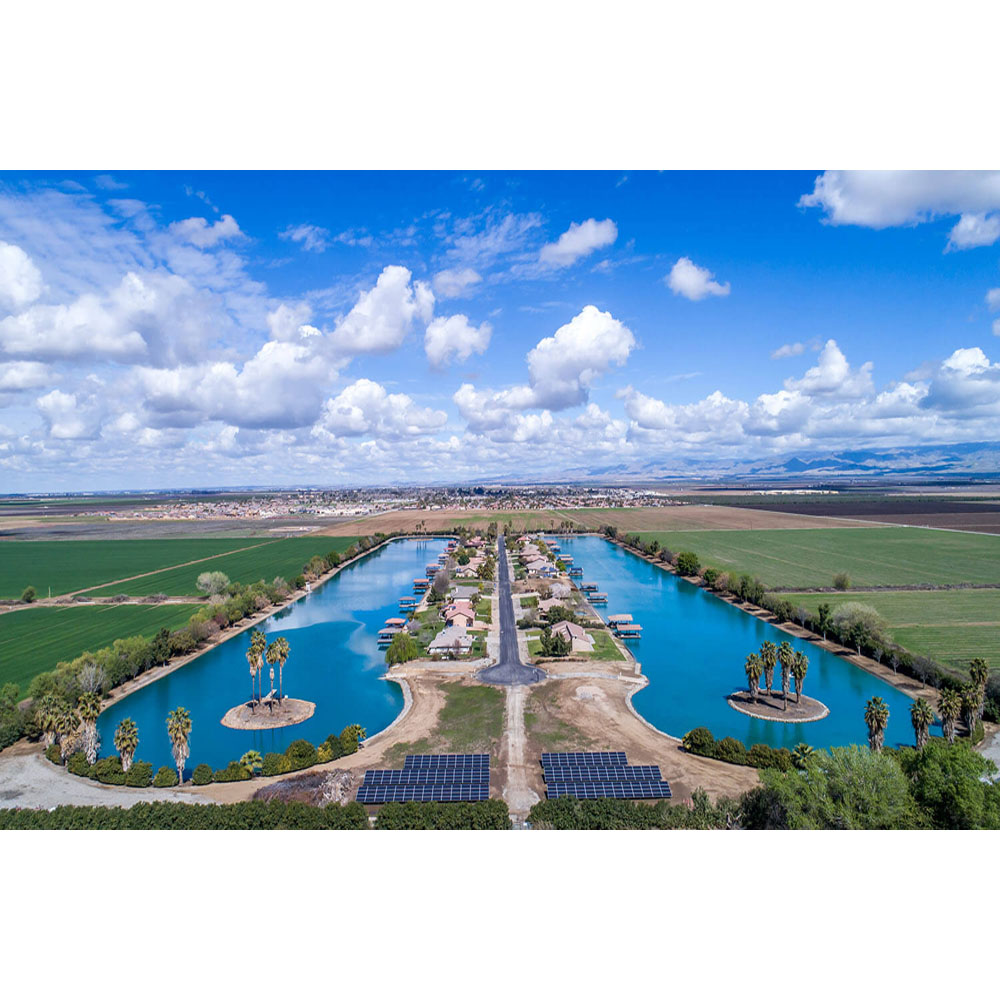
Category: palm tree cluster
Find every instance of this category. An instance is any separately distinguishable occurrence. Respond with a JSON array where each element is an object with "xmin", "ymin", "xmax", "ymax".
[
  {"xmin": 743, "ymin": 640, "xmax": 808, "ymax": 710},
  {"xmin": 245, "ymin": 631, "xmax": 292, "ymax": 707}
]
